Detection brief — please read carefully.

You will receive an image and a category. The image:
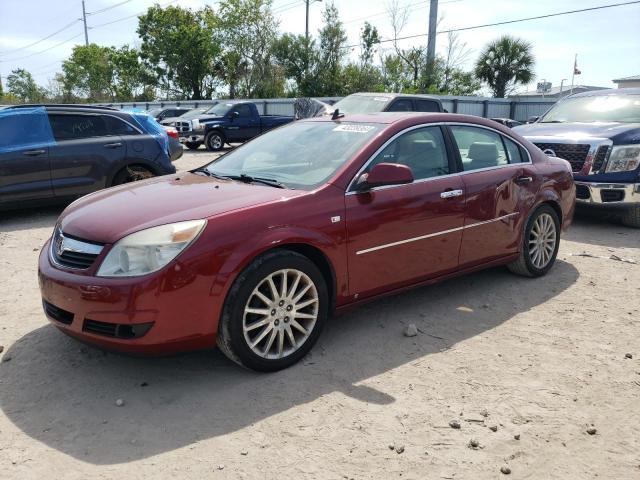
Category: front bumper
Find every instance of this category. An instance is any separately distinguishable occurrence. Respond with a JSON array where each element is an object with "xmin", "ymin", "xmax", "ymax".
[
  {"xmin": 575, "ymin": 181, "xmax": 640, "ymax": 209},
  {"xmin": 37, "ymin": 240, "xmax": 220, "ymax": 354},
  {"xmin": 178, "ymin": 131, "xmax": 205, "ymax": 144}
]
